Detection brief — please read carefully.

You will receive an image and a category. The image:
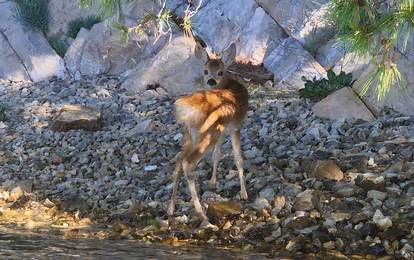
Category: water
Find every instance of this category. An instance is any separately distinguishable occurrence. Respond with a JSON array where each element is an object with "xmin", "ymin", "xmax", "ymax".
[{"xmin": 0, "ymin": 231, "xmax": 266, "ymax": 260}]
